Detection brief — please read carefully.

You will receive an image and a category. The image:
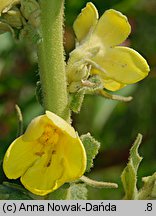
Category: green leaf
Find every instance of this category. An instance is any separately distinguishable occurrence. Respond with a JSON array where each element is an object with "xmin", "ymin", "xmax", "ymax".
[
  {"xmin": 66, "ymin": 183, "xmax": 87, "ymax": 200},
  {"xmin": 69, "ymin": 90, "xmax": 85, "ymax": 113},
  {"xmin": 47, "ymin": 183, "xmax": 87, "ymax": 200},
  {"xmin": 46, "ymin": 184, "xmax": 69, "ymax": 200},
  {"xmin": 121, "ymin": 133, "xmax": 143, "ymax": 200},
  {"xmin": 137, "ymin": 172, "xmax": 156, "ymax": 200},
  {"xmin": 81, "ymin": 133, "xmax": 100, "ymax": 172},
  {"xmin": 0, "ymin": 182, "xmax": 32, "ymax": 200}
]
